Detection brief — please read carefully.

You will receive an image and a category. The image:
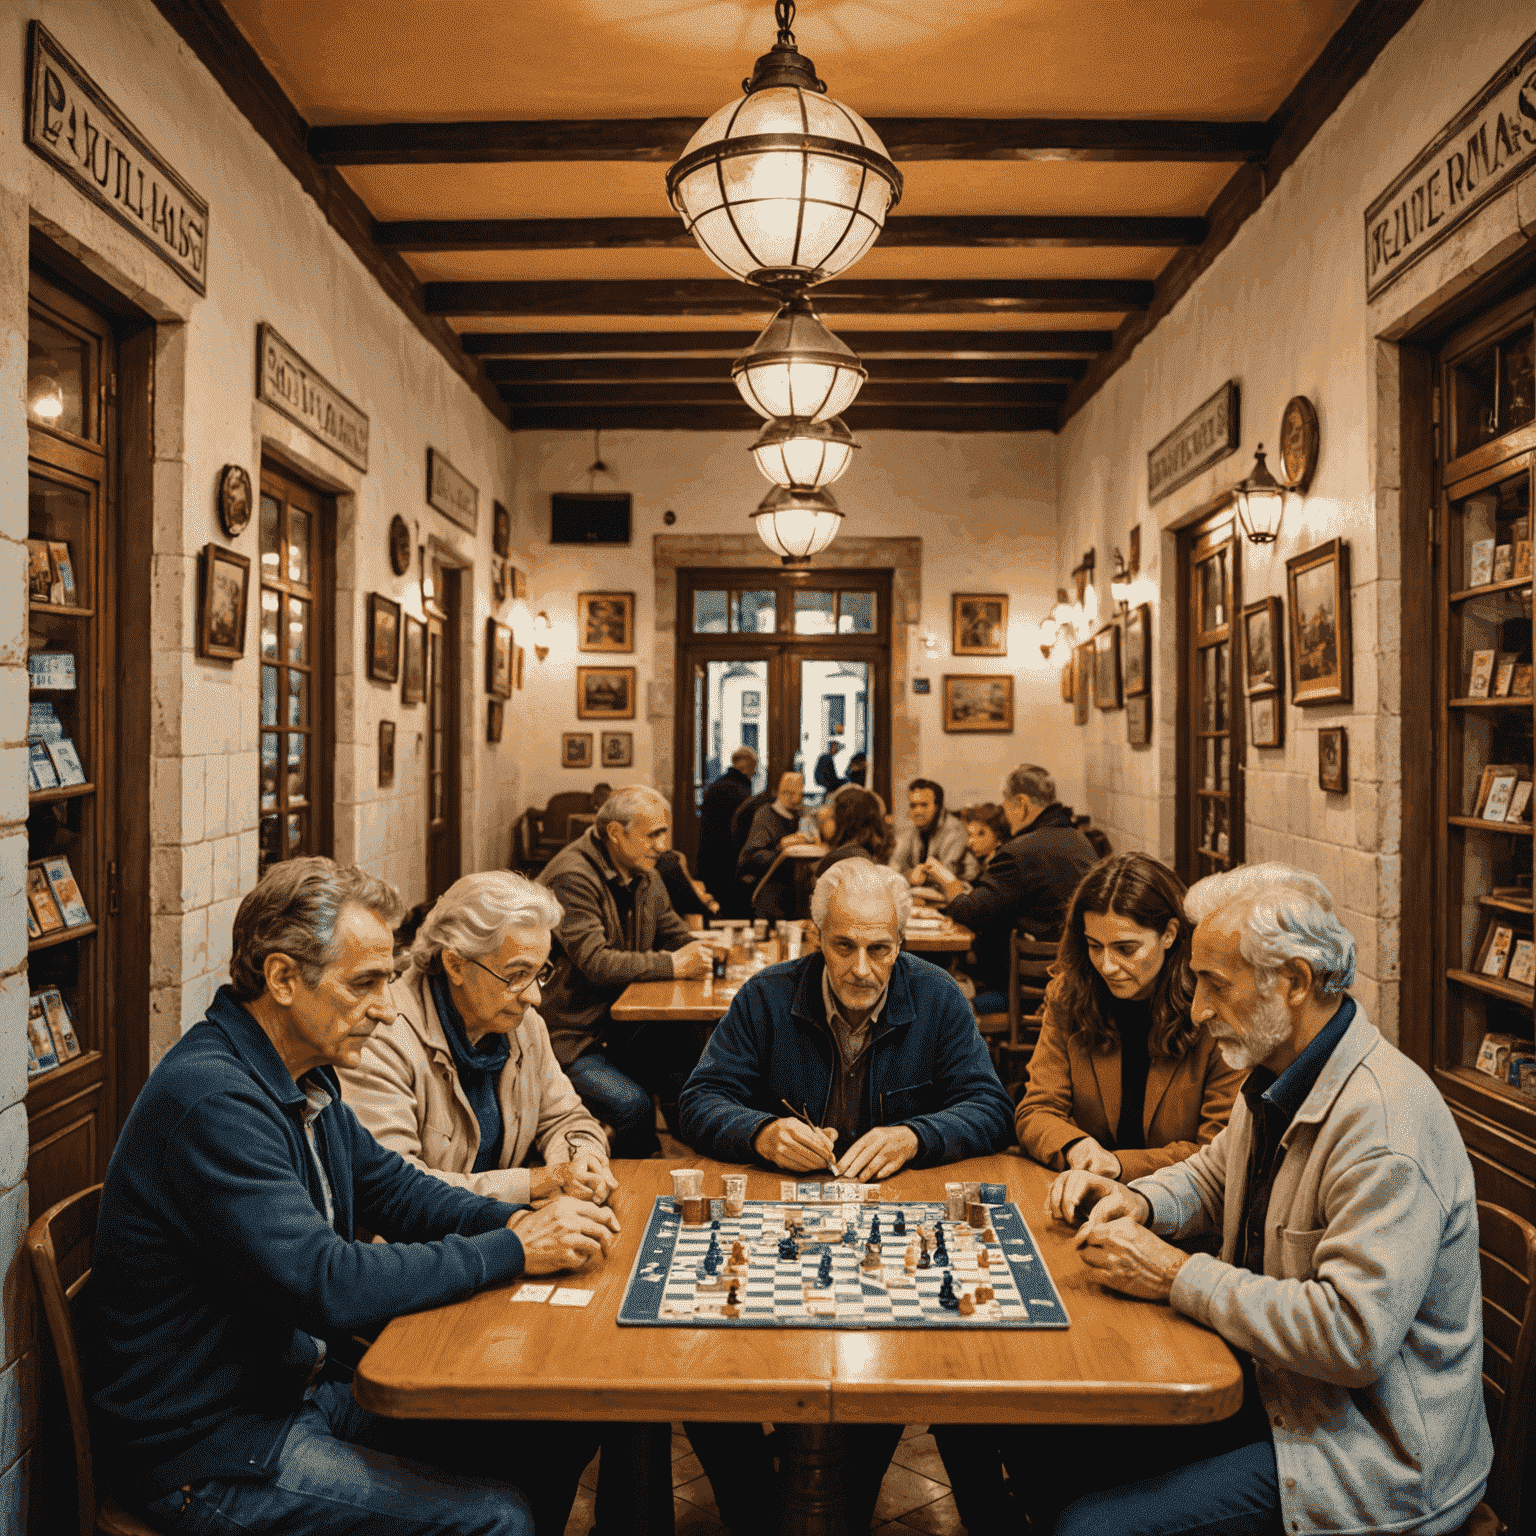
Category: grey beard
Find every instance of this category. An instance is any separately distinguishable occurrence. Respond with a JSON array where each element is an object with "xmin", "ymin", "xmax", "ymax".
[{"xmin": 1215, "ymin": 986, "xmax": 1294, "ymax": 1071}]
